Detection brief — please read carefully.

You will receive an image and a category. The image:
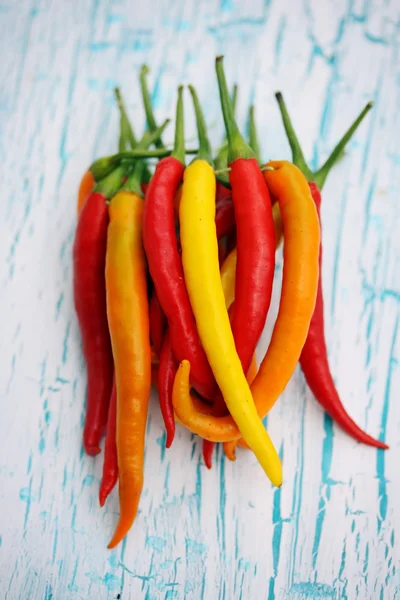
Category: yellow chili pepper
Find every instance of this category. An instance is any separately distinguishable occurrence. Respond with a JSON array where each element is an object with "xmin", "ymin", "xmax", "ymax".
[
  {"xmin": 177, "ymin": 110, "xmax": 281, "ymax": 486},
  {"xmin": 175, "ymin": 161, "xmax": 319, "ymax": 467}
]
